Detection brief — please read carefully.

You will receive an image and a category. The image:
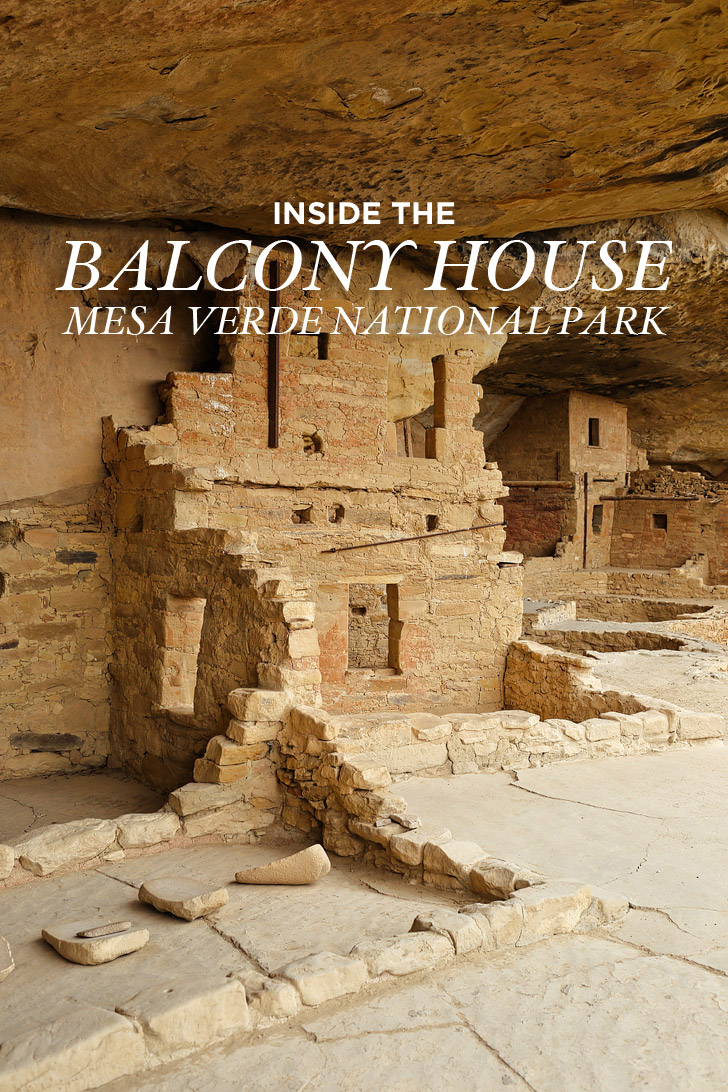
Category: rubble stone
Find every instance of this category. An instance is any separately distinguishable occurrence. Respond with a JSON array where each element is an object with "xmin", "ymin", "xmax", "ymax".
[
  {"xmin": 14, "ymin": 818, "xmax": 119, "ymax": 876},
  {"xmin": 117, "ymin": 812, "xmax": 179, "ymax": 849}
]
